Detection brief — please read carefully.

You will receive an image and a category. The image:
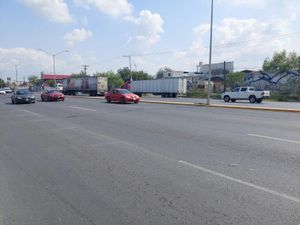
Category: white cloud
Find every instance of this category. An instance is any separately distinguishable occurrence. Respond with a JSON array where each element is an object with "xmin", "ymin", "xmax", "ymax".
[
  {"xmin": 64, "ymin": 28, "xmax": 93, "ymax": 47},
  {"xmin": 174, "ymin": 17, "xmax": 299, "ymax": 71},
  {"xmin": 74, "ymin": 0, "xmax": 133, "ymax": 18},
  {"xmin": 127, "ymin": 10, "xmax": 164, "ymax": 48},
  {"xmin": 0, "ymin": 48, "xmax": 85, "ymax": 80},
  {"xmin": 74, "ymin": 1, "xmax": 164, "ymax": 48},
  {"xmin": 22, "ymin": 0, "xmax": 72, "ymax": 23}
]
